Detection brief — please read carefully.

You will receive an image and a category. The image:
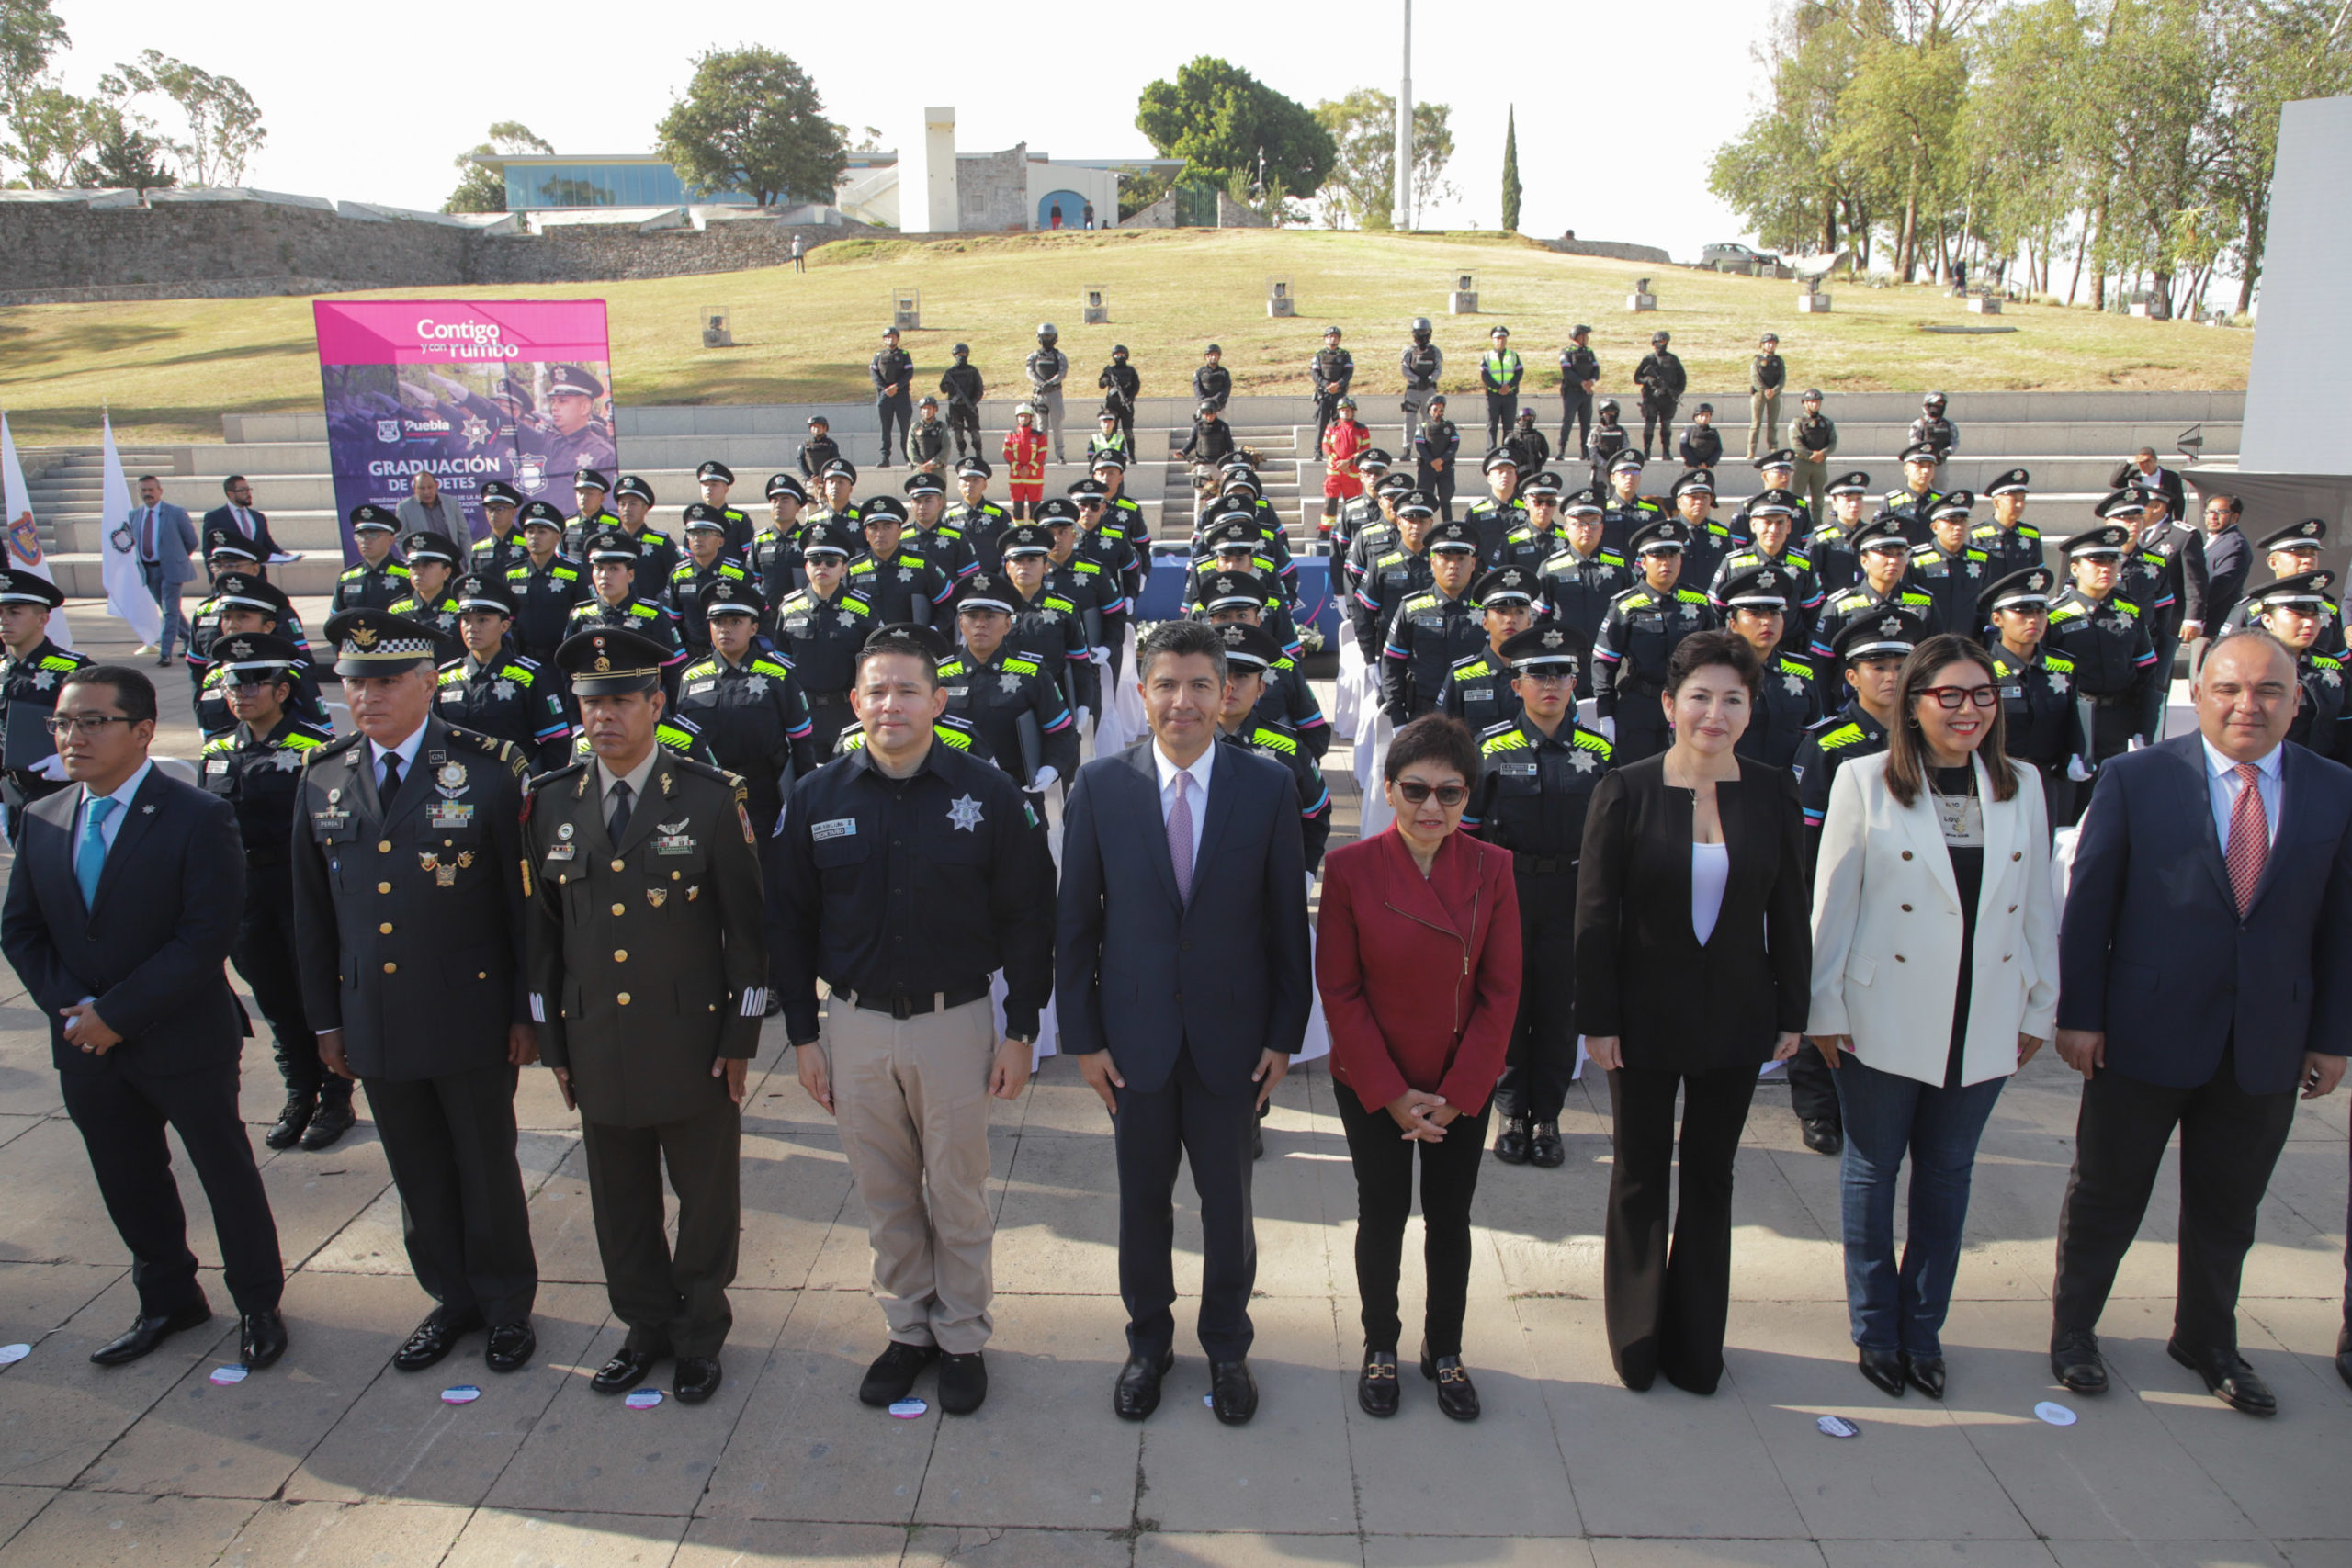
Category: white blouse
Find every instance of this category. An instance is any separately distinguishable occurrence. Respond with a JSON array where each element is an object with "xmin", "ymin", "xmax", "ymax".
[{"xmin": 1690, "ymin": 841, "xmax": 1730, "ymax": 945}]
